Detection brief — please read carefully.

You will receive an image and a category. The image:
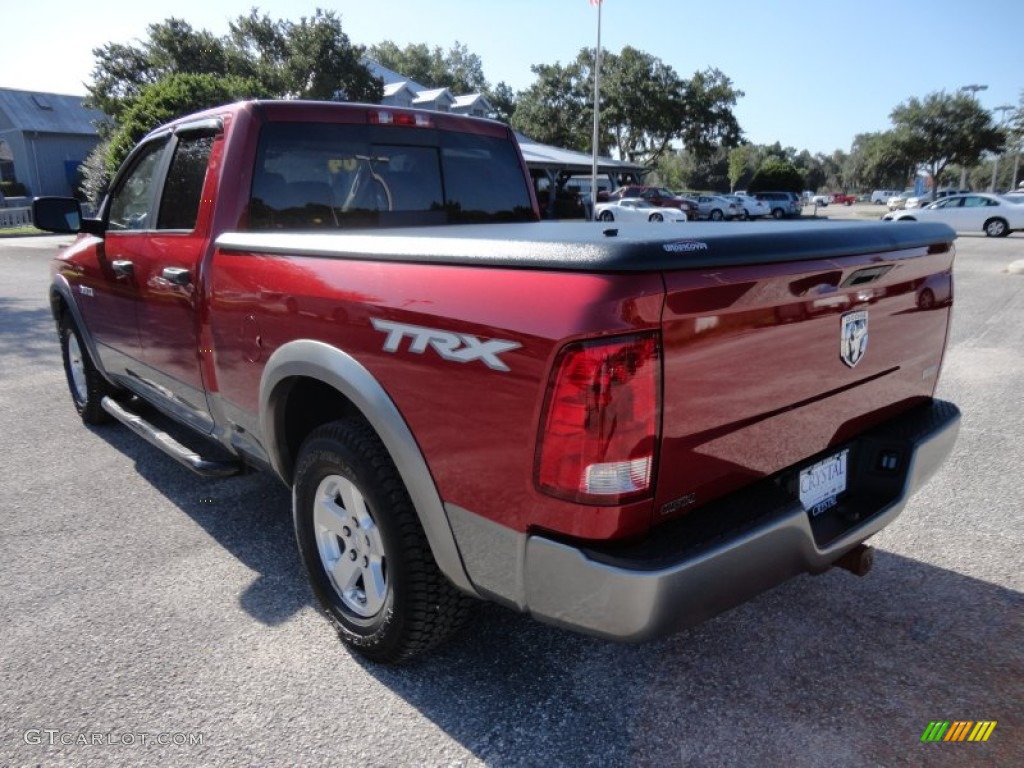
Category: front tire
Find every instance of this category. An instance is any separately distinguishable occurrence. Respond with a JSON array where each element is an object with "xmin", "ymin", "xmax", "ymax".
[
  {"xmin": 293, "ymin": 420, "xmax": 472, "ymax": 663},
  {"xmin": 598, "ymin": 210, "xmax": 614, "ymax": 222},
  {"xmin": 649, "ymin": 212, "xmax": 664, "ymax": 222},
  {"xmin": 59, "ymin": 314, "xmax": 114, "ymax": 424},
  {"xmin": 772, "ymin": 208, "xmax": 784, "ymax": 220},
  {"xmin": 710, "ymin": 209, "xmax": 724, "ymax": 221},
  {"xmin": 984, "ymin": 217, "xmax": 1009, "ymax": 237}
]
